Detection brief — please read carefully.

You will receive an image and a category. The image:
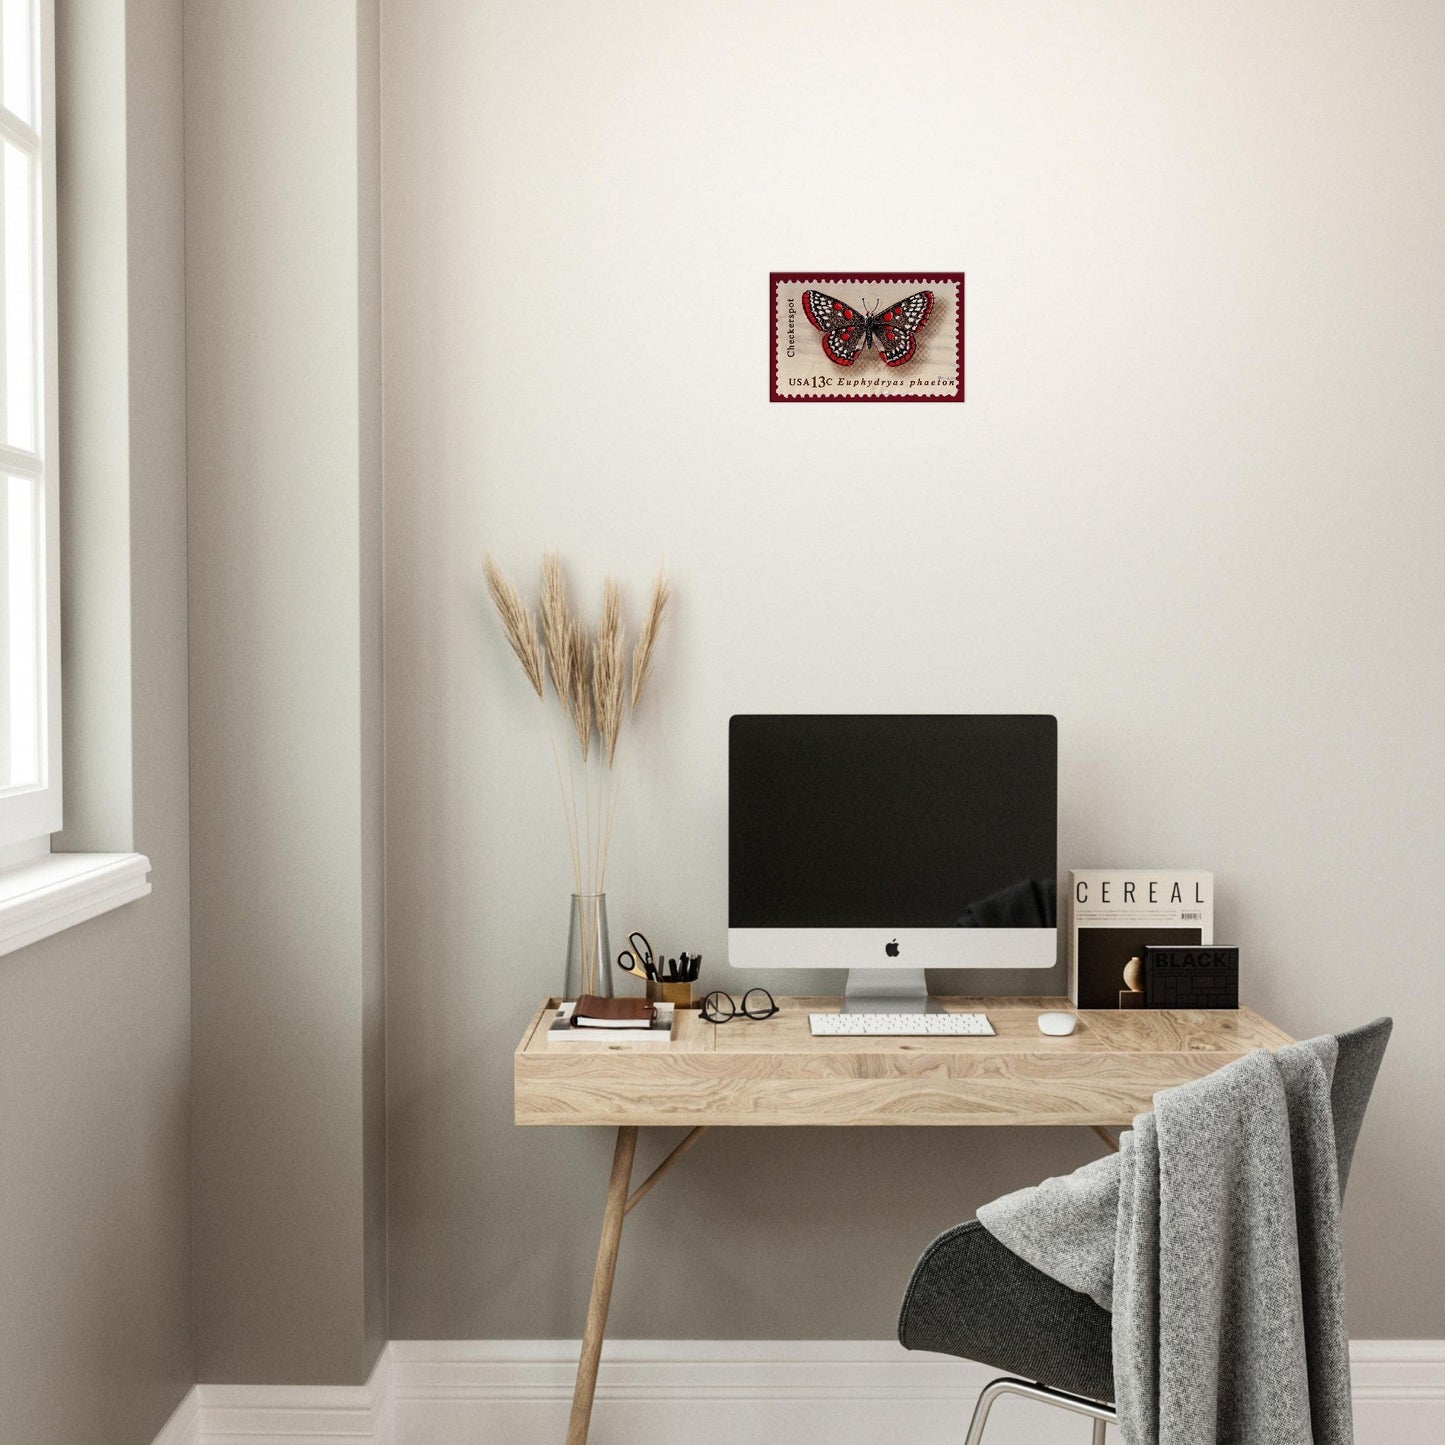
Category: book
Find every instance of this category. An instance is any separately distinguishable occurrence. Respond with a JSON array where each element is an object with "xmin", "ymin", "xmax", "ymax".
[
  {"xmin": 1068, "ymin": 870, "xmax": 1213, "ymax": 1009},
  {"xmin": 546, "ymin": 1000, "xmax": 676, "ymax": 1045},
  {"xmin": 1144, "ymin": 944, "xmax": 1239, "ymax": 1009},
  {"xmin": 571, "ymin": 994, "xmax": 656, "ymax": 1028}
]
